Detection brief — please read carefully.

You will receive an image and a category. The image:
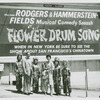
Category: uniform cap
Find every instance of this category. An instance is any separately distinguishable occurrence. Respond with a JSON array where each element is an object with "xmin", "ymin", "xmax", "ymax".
[{"xmin": 54, "ymin": 57, "xmax": 60, "ymax": 62}]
